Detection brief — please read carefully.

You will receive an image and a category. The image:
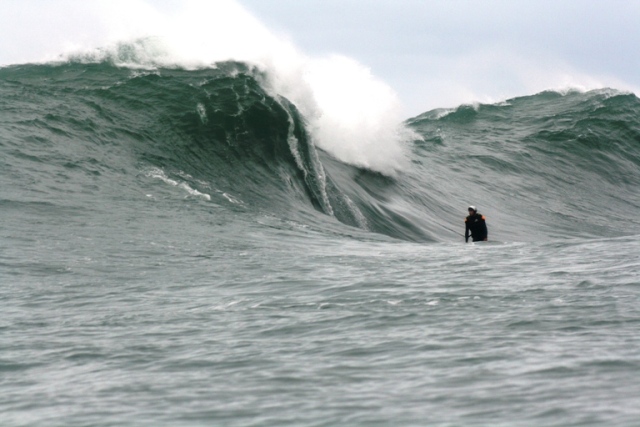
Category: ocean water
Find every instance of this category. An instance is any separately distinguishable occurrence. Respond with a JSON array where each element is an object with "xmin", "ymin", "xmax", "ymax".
[{"xmin": 2, "ymin": 58, "xmax": 640, "ymax": 427}]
